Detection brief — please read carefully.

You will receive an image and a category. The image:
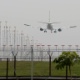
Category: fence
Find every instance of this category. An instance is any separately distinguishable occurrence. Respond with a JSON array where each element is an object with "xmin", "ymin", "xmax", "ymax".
[{"xmin": 0, "ymin": 45, "xmax": 80, "ymax": 78}]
